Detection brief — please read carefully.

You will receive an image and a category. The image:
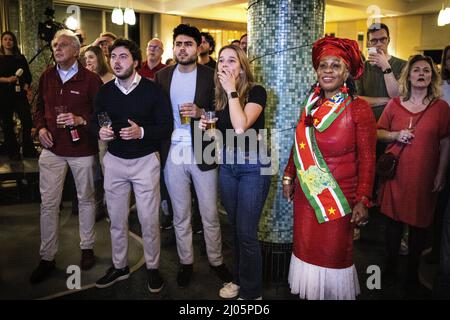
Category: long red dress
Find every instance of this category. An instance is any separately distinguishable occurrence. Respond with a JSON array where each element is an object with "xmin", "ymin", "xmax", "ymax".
[
  {"xmin": 377, "ymin": 97, "xmax": 450, "ymax": 228},
  {"xmin": 284, "ymin": 97, "xmax": 377, "ymax": 269}
]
